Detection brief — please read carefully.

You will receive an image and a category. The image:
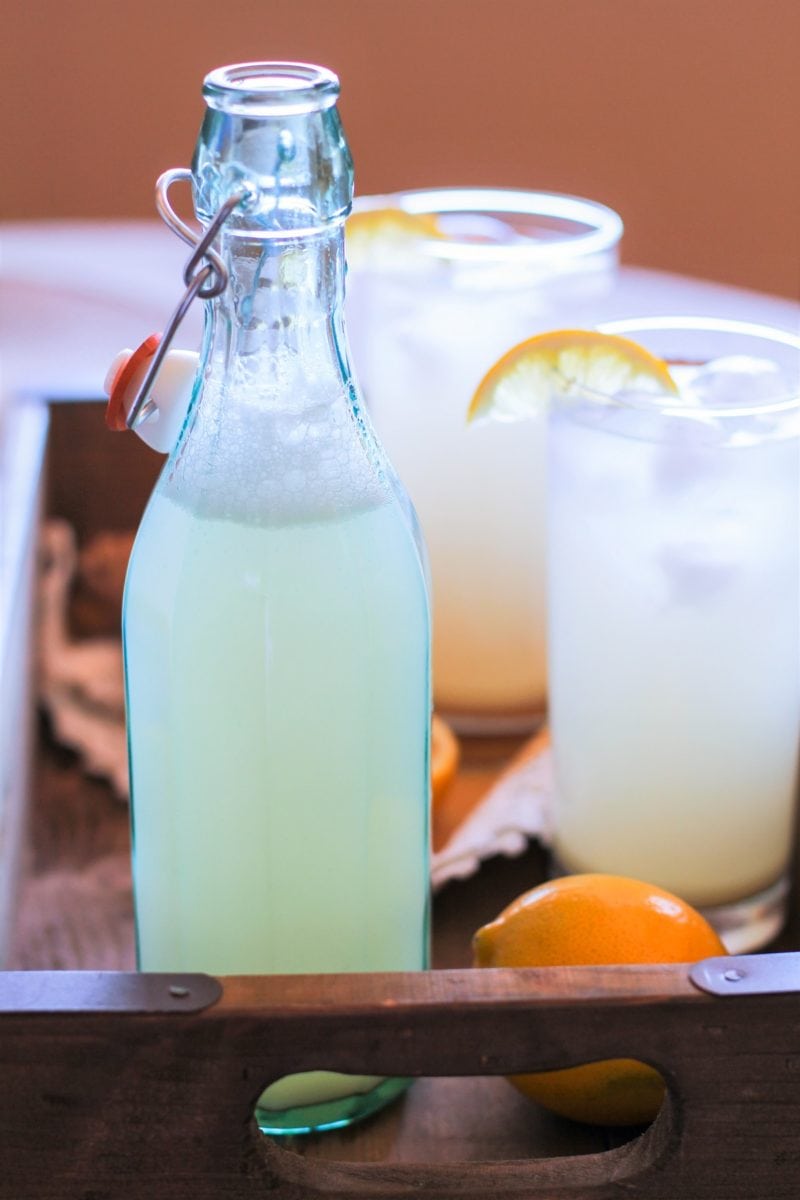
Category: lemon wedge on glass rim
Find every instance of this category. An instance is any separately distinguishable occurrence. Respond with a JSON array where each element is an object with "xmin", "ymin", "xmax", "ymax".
[
  {"xmin": 345, "ymin": 207, "xmax": 444, "ymax": 265},
  {"xmin": 467, "ymin": 329, "xmax": 680, "ymax": 424}
]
